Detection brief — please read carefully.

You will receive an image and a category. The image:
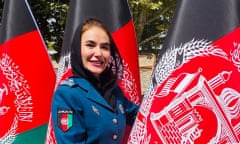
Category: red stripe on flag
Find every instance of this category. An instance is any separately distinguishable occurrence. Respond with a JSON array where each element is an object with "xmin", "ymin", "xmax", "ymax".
[
  {"xmin": 112, "ymin": 20, "xmax": 142, "ymax": 105},
  {"xmin": 0, "ymin": 1, "xmax": 56, "ymax": 143},
  {"xmin": 0, "ymin": 30, "xmax": 56, "ymax": 135},
  {"xmin": 128, "ymin": 27, "xmax": 240, "ymax": 143},
  {"xmin": 112, "ymin": 19, "xmax": 141, "ymax": 144},
  {"xmin": 61, "ymin": 113, "xmax": 68, "ymax": 132}
]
